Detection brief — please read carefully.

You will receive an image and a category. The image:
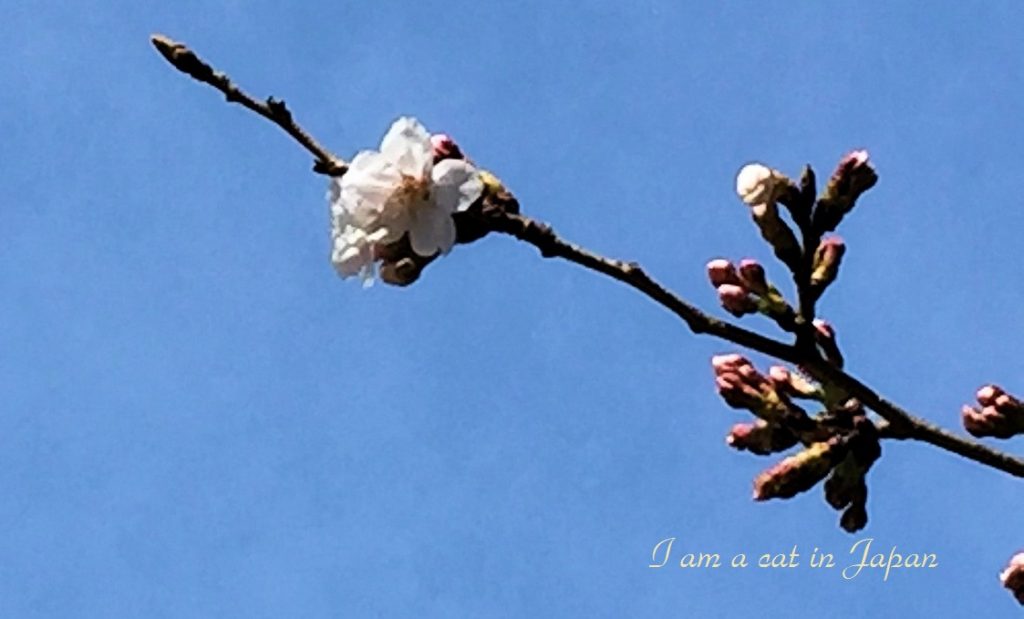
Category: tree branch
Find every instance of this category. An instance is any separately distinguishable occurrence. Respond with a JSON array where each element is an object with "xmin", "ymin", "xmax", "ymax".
[
  {"xmin": 484, "ymin": 211, "xmax": 1024, "ymax": 479},
  {"xmin": 151, "ymin": 33, "xmax": 1024, "ymax": 481},
  {"xmin": 150, "ymin": 34, "xmax": 347, "ymax": 176}
]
